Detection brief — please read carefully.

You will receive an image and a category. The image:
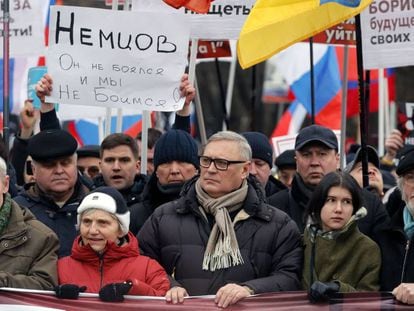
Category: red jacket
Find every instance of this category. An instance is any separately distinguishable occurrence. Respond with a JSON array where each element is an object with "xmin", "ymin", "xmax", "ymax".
[{"xmin": 58, "ymin": 232, "xmax": 170, "ymax": 296}]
